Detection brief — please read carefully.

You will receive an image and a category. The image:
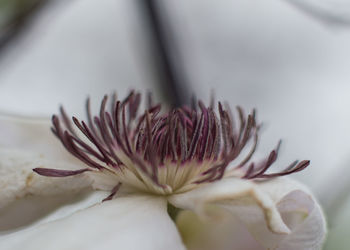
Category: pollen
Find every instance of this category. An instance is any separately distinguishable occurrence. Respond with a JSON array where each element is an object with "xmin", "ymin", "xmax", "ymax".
[{"xmin": 33, "ymin": 91, "xmax": 309, "ymax": 198}]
